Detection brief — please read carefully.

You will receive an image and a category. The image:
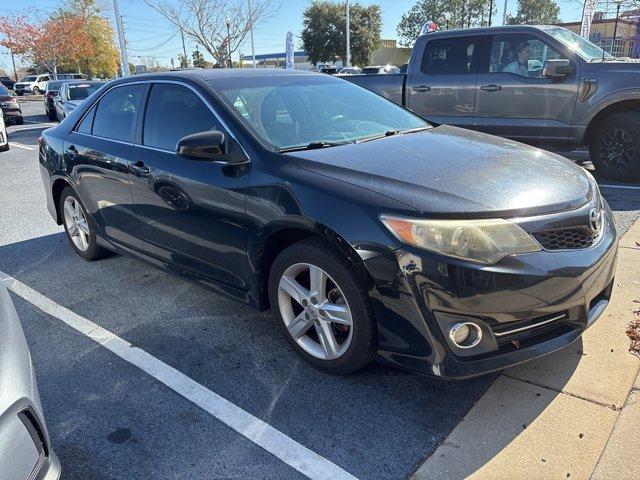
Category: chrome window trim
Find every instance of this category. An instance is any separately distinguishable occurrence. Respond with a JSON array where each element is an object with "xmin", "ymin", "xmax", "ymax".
[{"xmin": 73, "ymin": 78, "xmax": 250, "ymax": 161}]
